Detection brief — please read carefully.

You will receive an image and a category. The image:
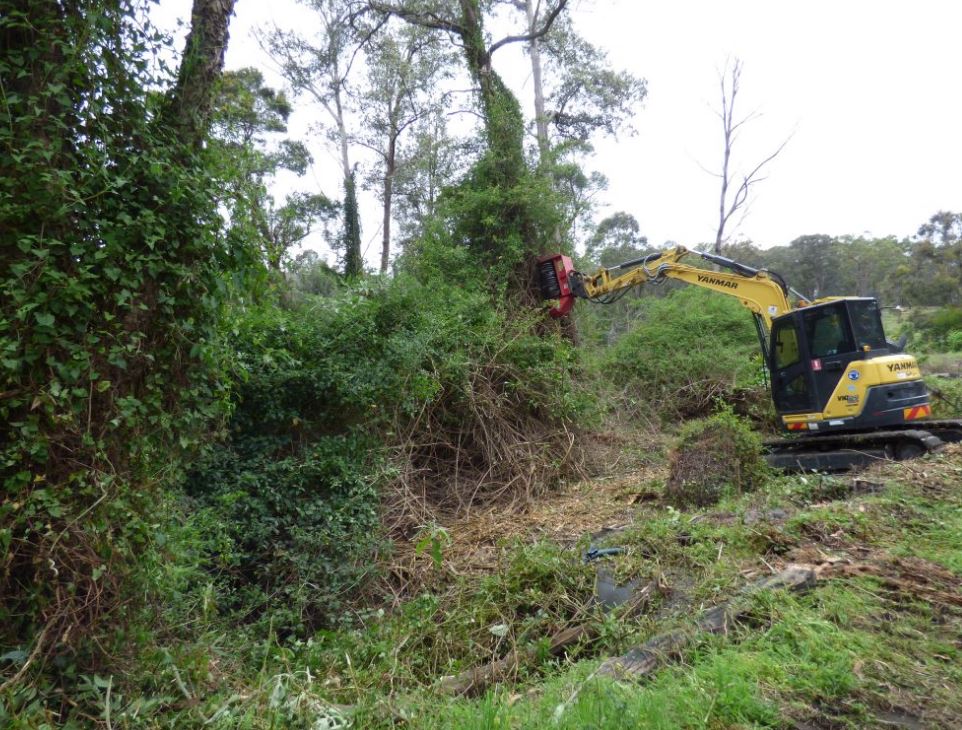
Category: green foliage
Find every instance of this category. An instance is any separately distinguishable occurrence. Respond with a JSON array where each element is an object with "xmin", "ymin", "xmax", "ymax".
[
  {"xmin": 906, "ymin": 306, "xmax": 962, "ymax": 351},
  {"xmin": 182, "ymin": 270, "xmax": 586, "ymax": 634},
  {"xmin": 583, "ymin": 211, "xmax": 649, "ymax": 268},
  {"xmin": 596, "ymin": 288, "xmax": 762, "ymax": 418},
  {"xmin": 436, "ymin": 149, "xmax": 564, "ymax": 285},
  {"xmin": 666, "ymin": 406, "xmax": 768, "ymax": 507},
  {"xmin": 184, "ymin": 435, "xmax": 379, "ymax": 632},
  {"xmin": 929, "ymin": 376, "xmax": 962, "ymax": 418},
  {"xmin": 540, "ymin": 14, "xmax": 648, "ymax": 144},
  {"xmin": 296, "ymin": 539, "xmax": 595, "ymax": 701},
  {"xmin": 0, "ymin": 1, "xmax": 246, "ymax": 665},
  {"xmin": 341, "ymin": 172, "xmax": 364, "ymax": 277},
  {"xmin": 285, "ymin": 250, "xmax": 342, "ymax": 298},
  {"xmin": 210, "ymin": 67, "xmax": 332, "ymax": 272}
]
